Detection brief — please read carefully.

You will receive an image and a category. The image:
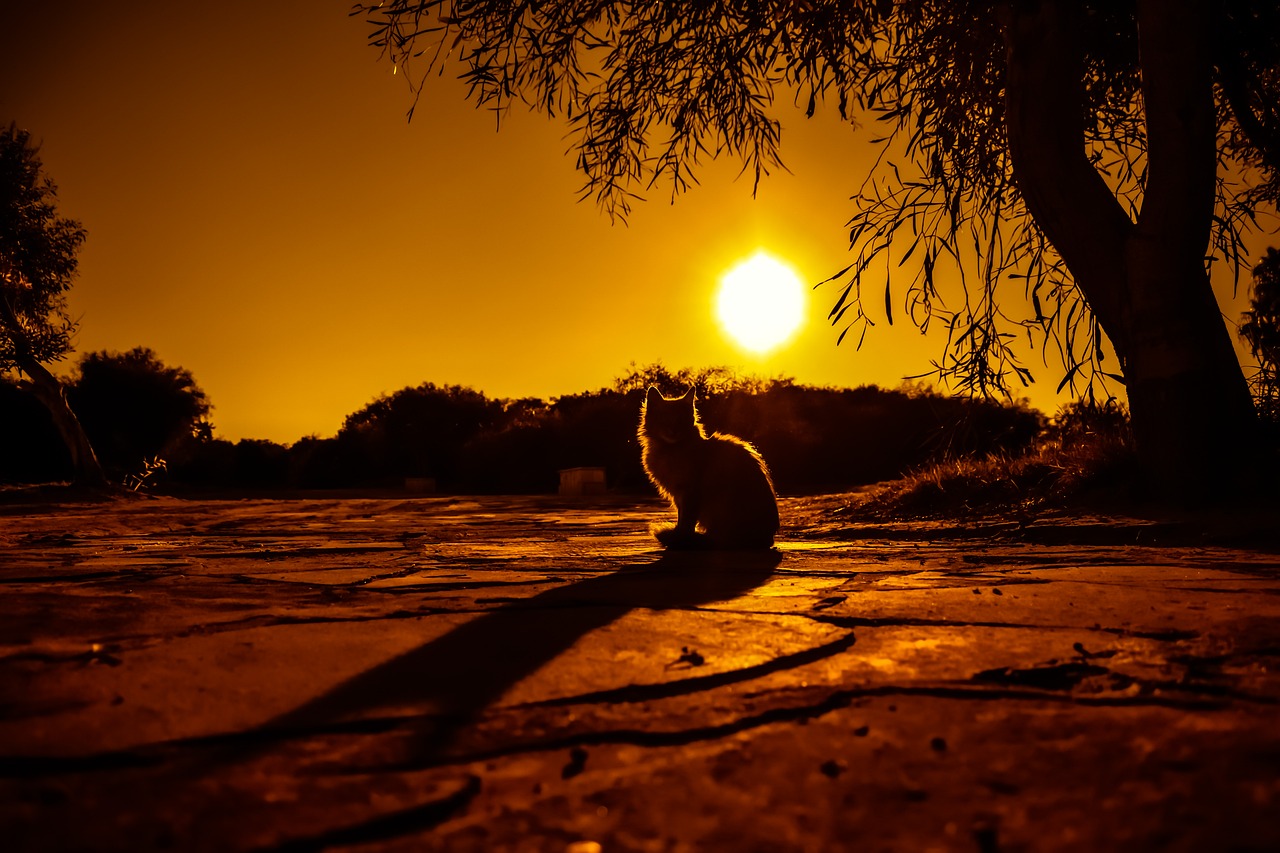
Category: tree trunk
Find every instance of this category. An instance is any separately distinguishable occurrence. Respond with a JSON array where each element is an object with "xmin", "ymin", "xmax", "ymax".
[
  {"xmin": 1001, "ymin": 0, "xmax": 1260, "ymax": 498},
  {"xmin": 0, "ymin": 299, "xmax": 107, "ymax": 488},
  {"xmin": 1122, "ymin": 0, "xmax": 1260, "ymax": 494},
  {"xmin": 18, "ymin": 359, "xmax": 108, "ymax": 488}
]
